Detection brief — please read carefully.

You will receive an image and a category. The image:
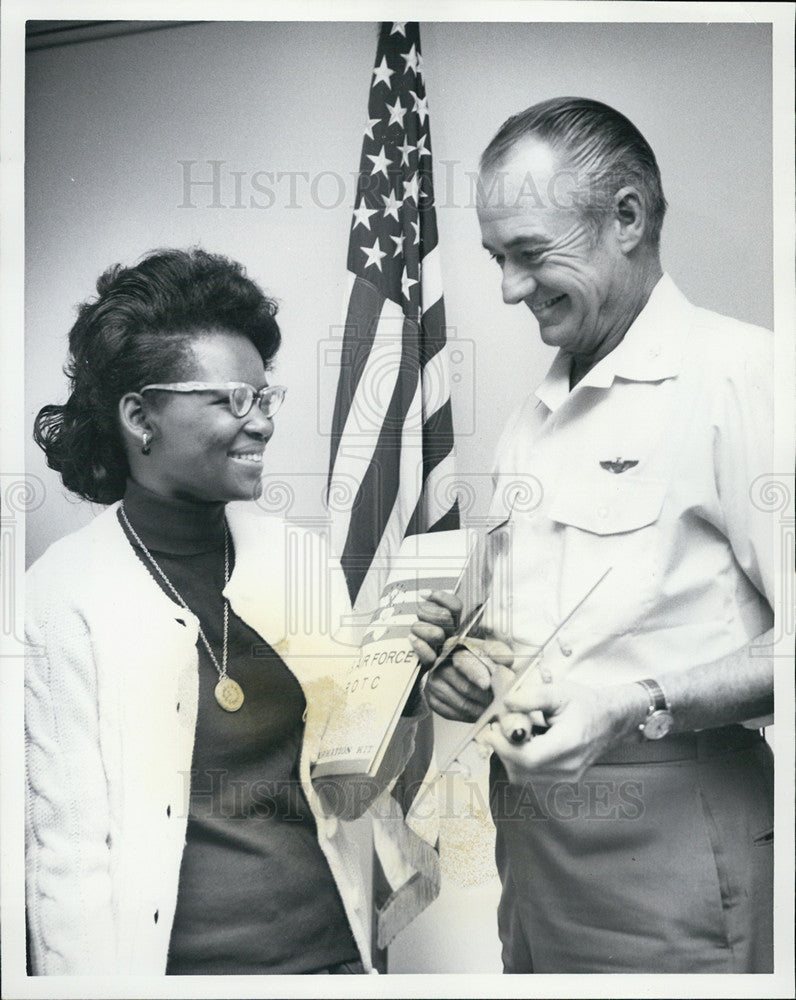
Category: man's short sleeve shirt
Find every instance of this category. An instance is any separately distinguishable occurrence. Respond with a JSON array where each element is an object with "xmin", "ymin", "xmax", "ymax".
[{"xmin": 485, "ymin": 274, "xmax": 774, "ymax": 688}]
